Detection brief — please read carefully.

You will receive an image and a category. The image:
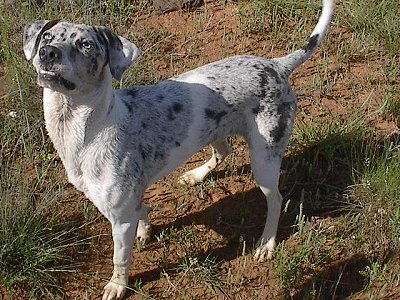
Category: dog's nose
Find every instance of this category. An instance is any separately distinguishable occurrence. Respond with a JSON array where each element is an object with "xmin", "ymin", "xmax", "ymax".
[{"xmin": 39, "ymin": 45, "xmax": 62, "ymax": 64}]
